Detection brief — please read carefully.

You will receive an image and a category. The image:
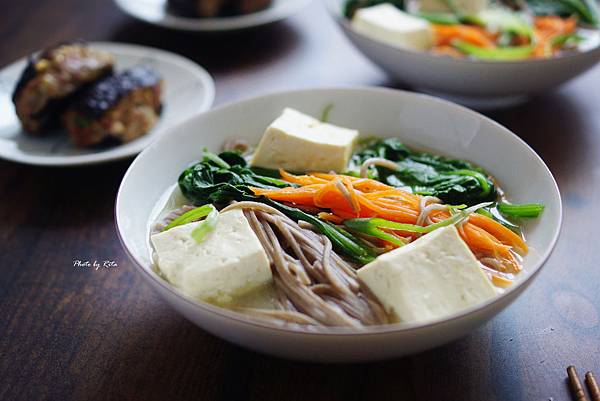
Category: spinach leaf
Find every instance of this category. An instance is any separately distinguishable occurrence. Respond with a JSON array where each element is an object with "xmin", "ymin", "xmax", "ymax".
[
  {"xmin": 349, "ymin": 138, "xmax": 498, "ymax": 206},
  {"xmin": 179, "ymin": 151, "xmax": 291, "ymax": 205}
]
